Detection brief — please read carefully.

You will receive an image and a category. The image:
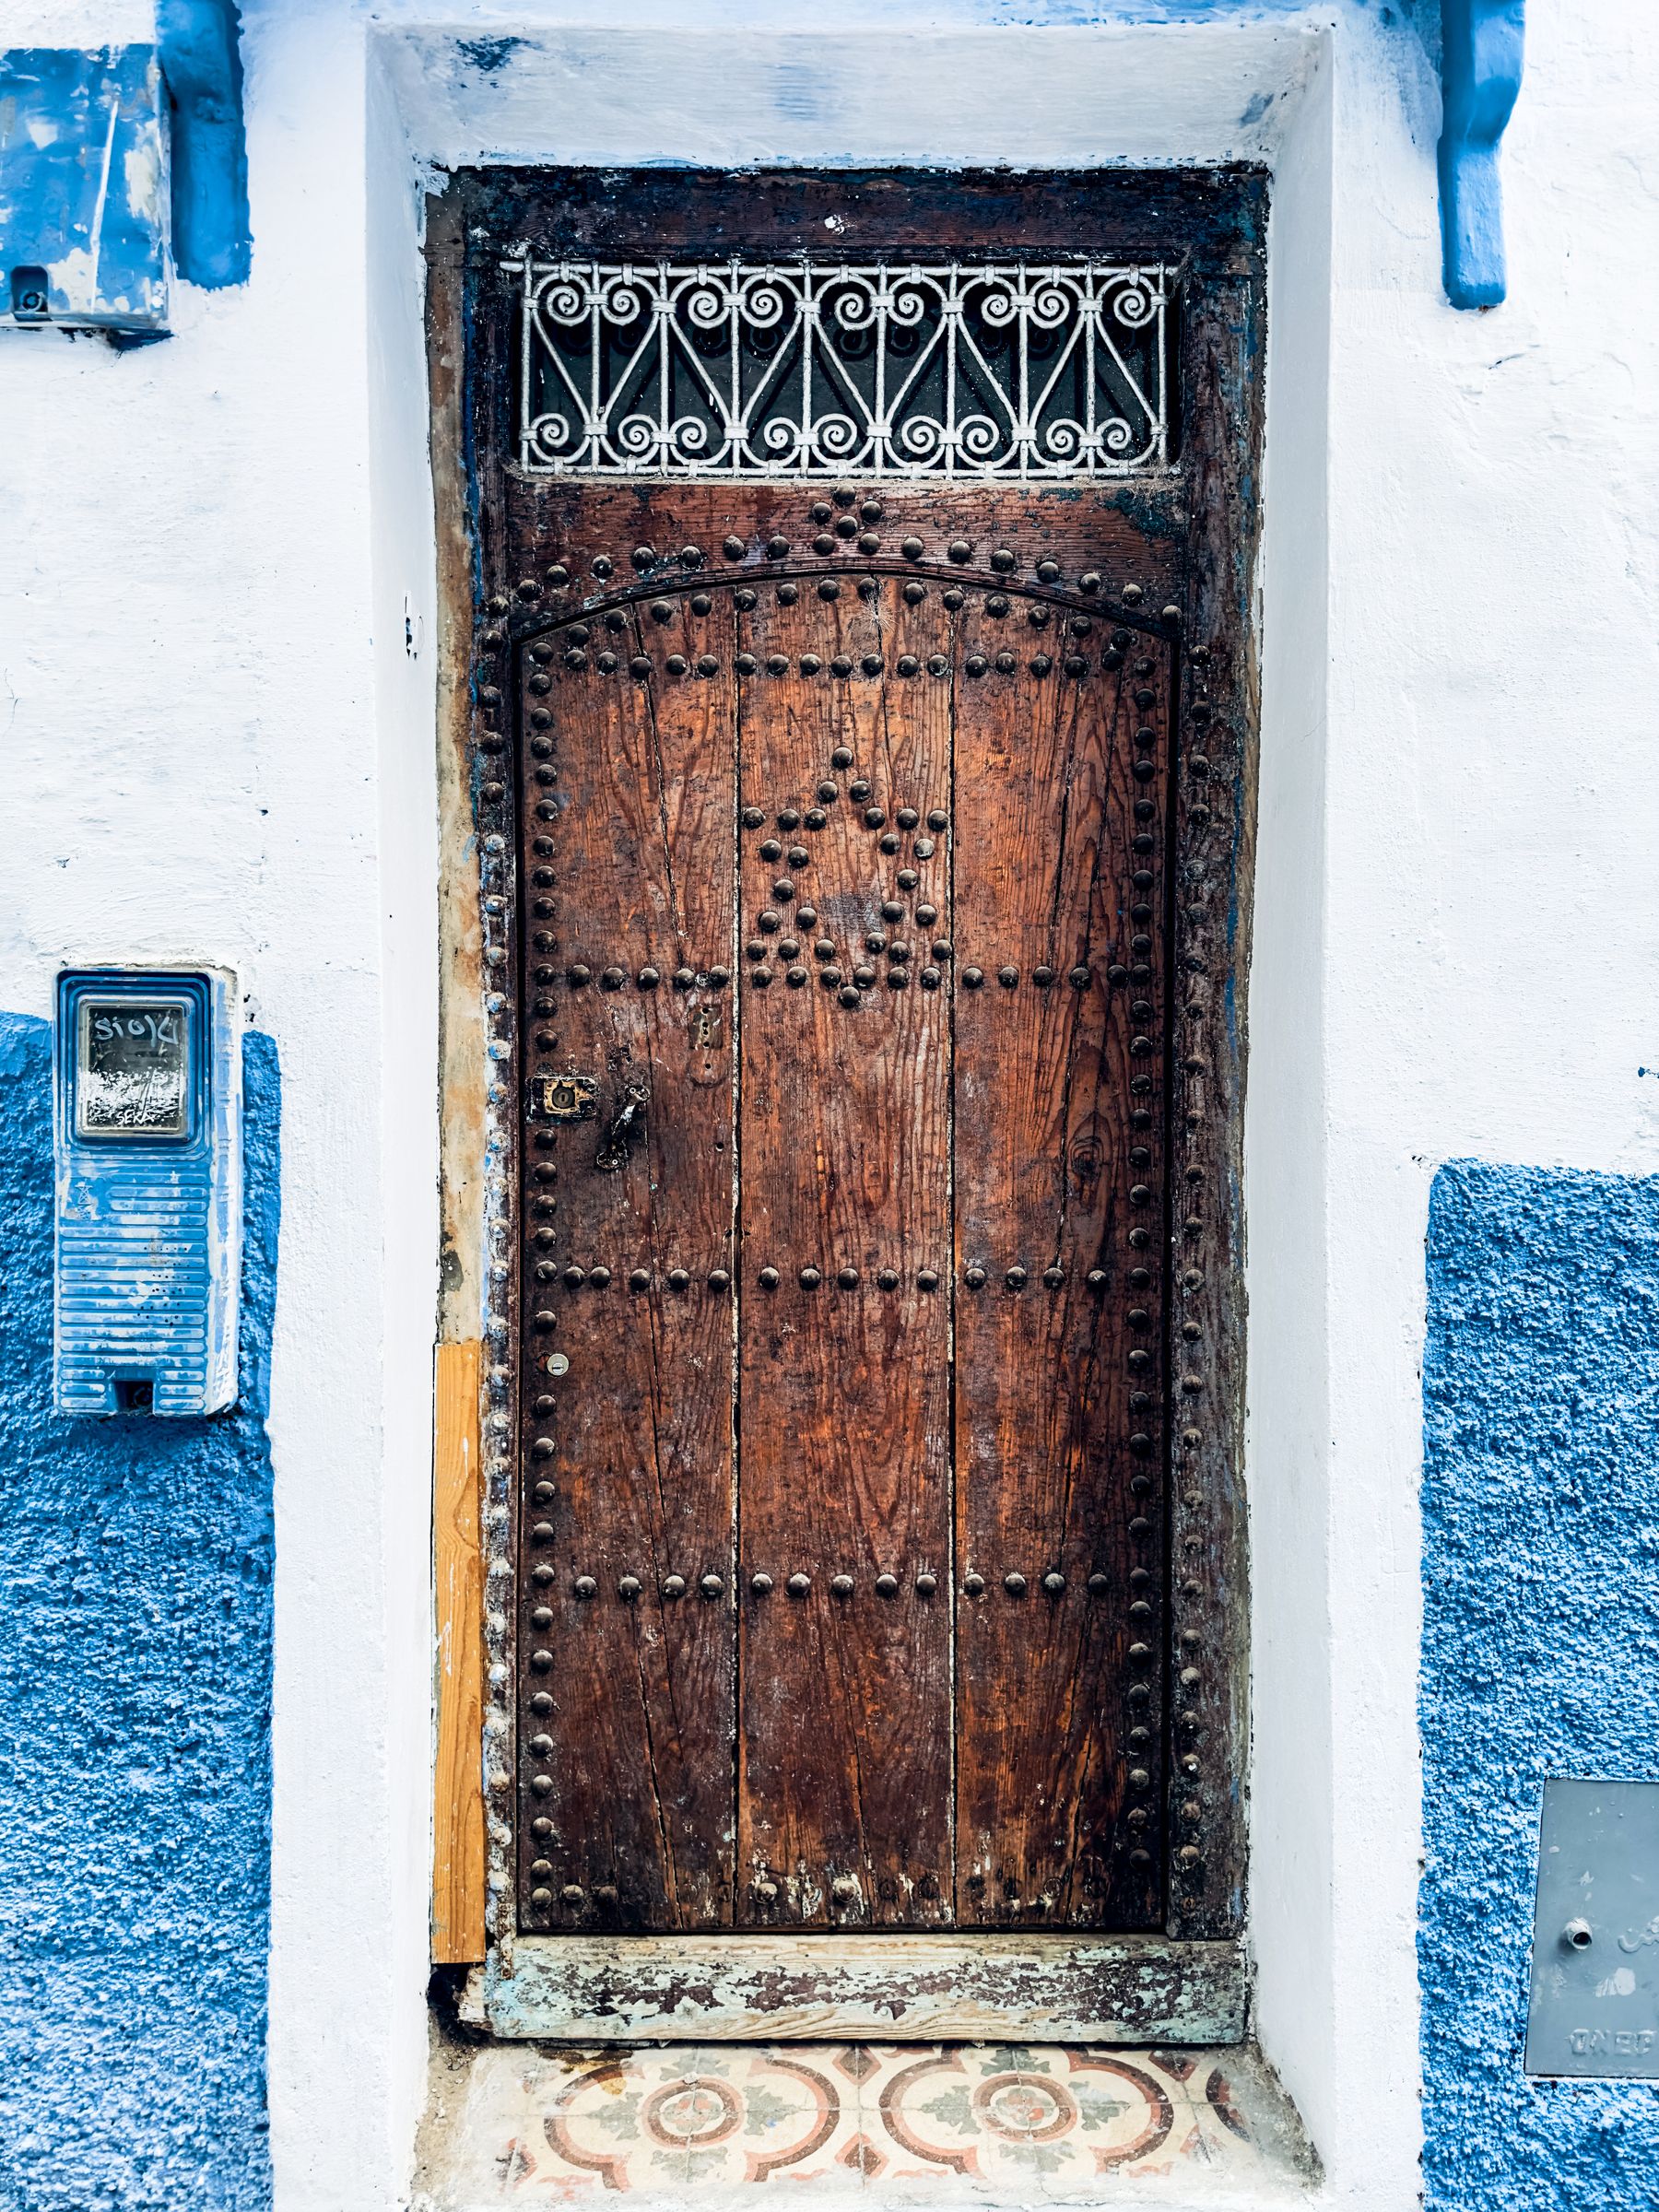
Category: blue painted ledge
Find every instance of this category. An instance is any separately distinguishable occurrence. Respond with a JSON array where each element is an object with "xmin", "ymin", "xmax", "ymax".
[
  {"xmin": 158, "ymin": 0, "xmax": 250, "ymax": 288},
  {"xmin": 0, "ymin": 1012, "xmax": 276, "ymax": 2212},
  {"xmin": 1420, "ymin": 1161, "xmax": 1659, "ymax": 2210},
  {"xmin": 1439, "ymin": 0, "xmax": 1525, "ymax": 308}
]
